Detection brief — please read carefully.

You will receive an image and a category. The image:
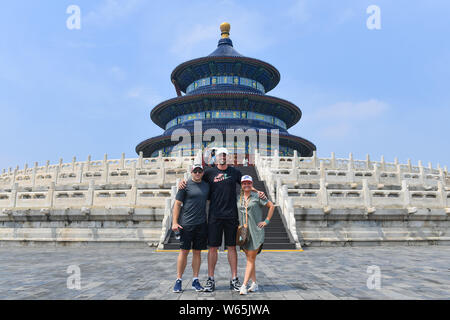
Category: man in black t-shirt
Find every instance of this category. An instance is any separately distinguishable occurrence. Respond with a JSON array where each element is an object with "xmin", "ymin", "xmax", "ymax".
[{"xmin": 178, "ymin": 147, "xmax": 266, "ymax": 292}]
